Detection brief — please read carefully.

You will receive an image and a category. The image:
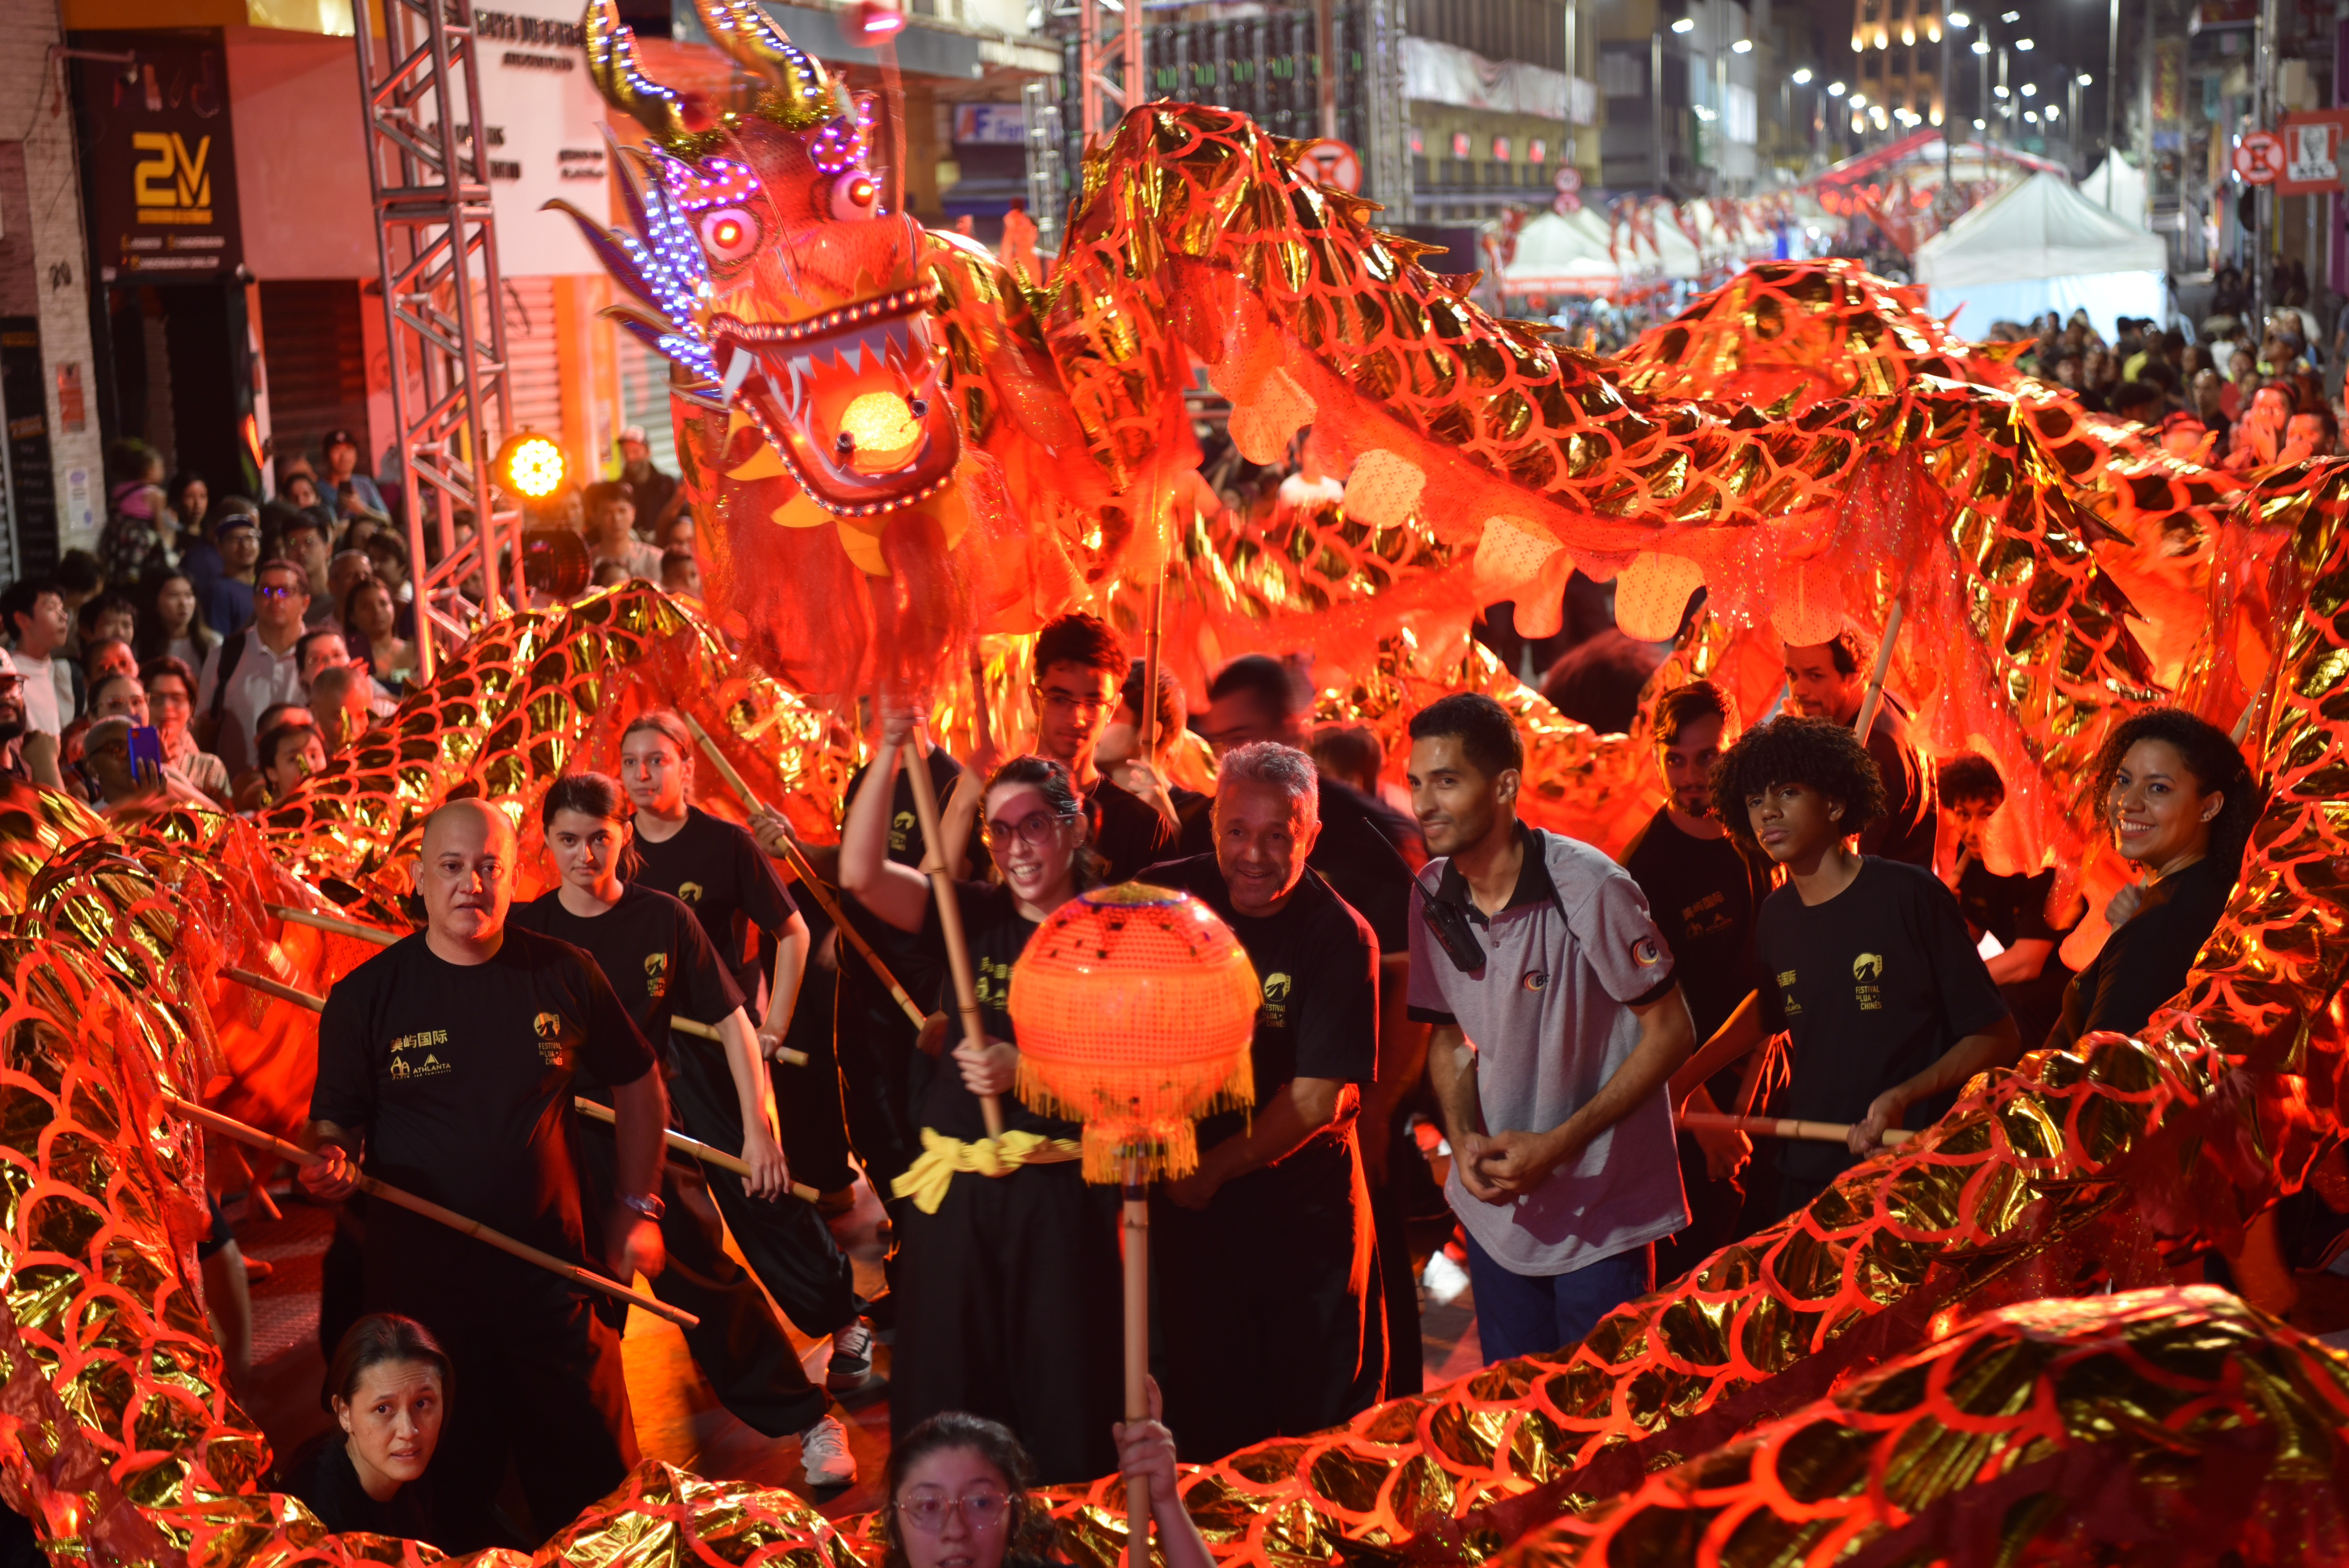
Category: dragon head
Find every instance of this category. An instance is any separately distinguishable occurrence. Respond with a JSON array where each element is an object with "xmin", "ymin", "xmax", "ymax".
[{"xmin": 581, "ymin": 0, "xmax": 959, "ymax": 521}]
